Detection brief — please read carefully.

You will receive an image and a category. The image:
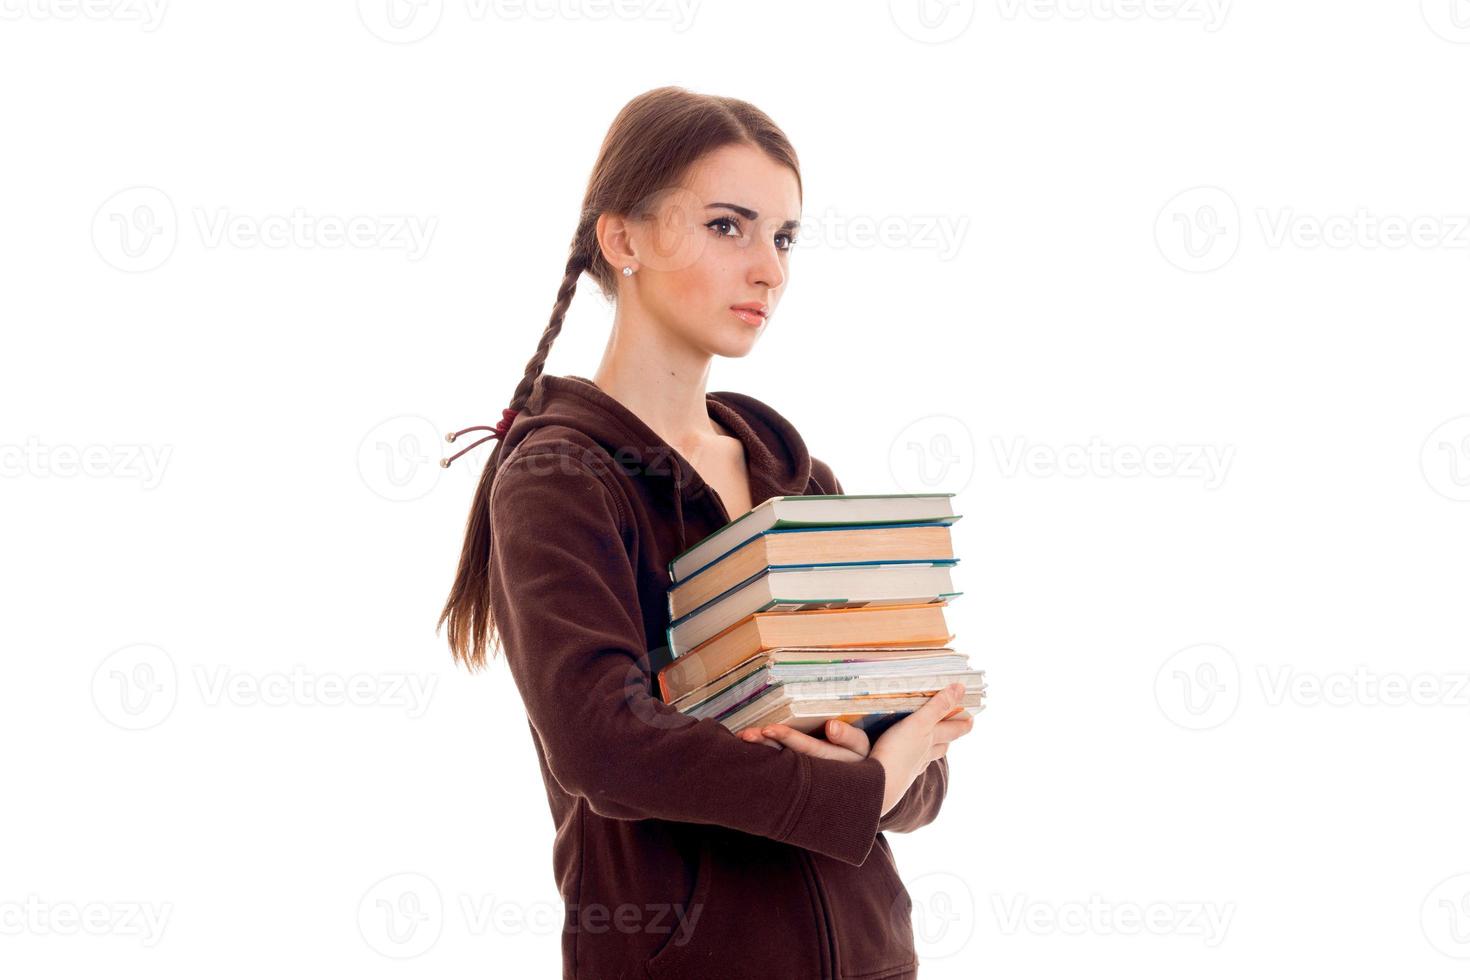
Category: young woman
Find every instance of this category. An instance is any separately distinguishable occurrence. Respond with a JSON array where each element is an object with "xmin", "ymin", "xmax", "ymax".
[{"xmin": 439, "ymin": 85, "xmax": 975, "ymax": 980}]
